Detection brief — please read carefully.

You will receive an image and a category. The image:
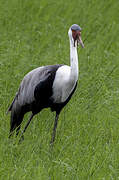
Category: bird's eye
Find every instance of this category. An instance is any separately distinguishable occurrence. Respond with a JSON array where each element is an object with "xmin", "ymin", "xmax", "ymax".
[{"xmin": 72, "ymin": 30, "xmax": 76, "ymax": 33}]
